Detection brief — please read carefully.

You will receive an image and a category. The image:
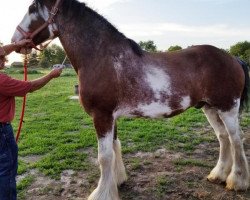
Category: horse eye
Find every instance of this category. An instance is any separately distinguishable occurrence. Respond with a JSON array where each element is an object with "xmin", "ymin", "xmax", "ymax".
[{"xmin": 29, "ymin": 4, "xmax": 37, "ymax": 14}]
